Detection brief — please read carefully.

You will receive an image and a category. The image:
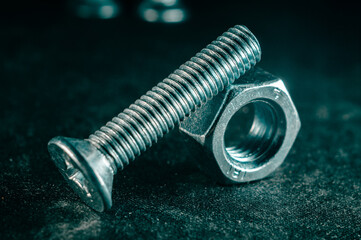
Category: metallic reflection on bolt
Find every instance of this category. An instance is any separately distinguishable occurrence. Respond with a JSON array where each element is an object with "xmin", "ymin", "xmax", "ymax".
[
  {"xmin": 138, "ymin": 0, "xmax": 188, "ymax": 23},
  {"xmin": 69, "ymin": 0, "xmax": 121, "ymax": 19},
  {"xmin": 48, "ymin": 25, "xmax": 261, "ymax": 212}
]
